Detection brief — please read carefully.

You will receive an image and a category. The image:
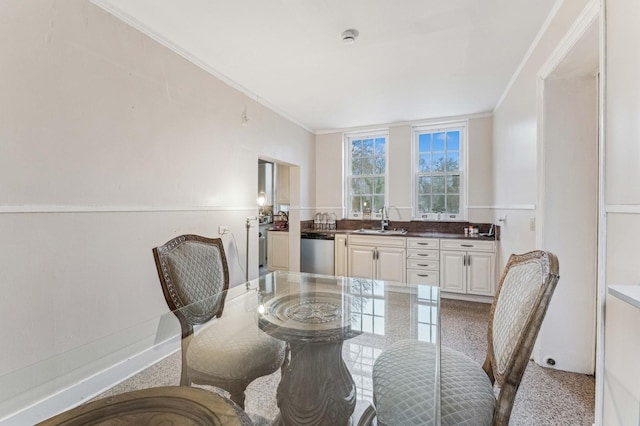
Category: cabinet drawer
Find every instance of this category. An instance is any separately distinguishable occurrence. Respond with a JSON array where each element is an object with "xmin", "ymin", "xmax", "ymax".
[
  {"xmin": 439, "ymin": 239, "xmax": 495, "ymax": 252},
  {"xmin": 407, "ymin": 269, "xmax": 439, "ymax": 286},
  {"xmin": 407, "ymin": 258, "xmax": 439, "ymax": 270},
  {"xmin": 407, "ymin": 249, "xmax": 439, "ymax": 260},
  {"xmin": 348, "ymin": 235, "xmax": 406, "ymax": 247},
  {"xmin": 406, "ymin": 238, "xmax": 439, "ymax": 249}
]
